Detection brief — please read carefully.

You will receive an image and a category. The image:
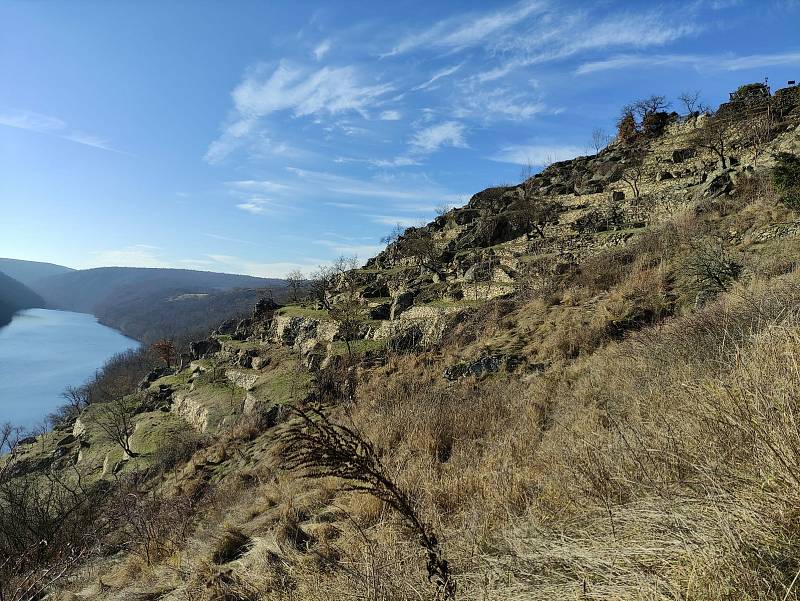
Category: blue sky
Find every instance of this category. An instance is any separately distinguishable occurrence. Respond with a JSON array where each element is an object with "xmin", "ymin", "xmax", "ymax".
[{"xmin": 1, "ymin": 0, "xmax": 798, "ymax": 277}]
